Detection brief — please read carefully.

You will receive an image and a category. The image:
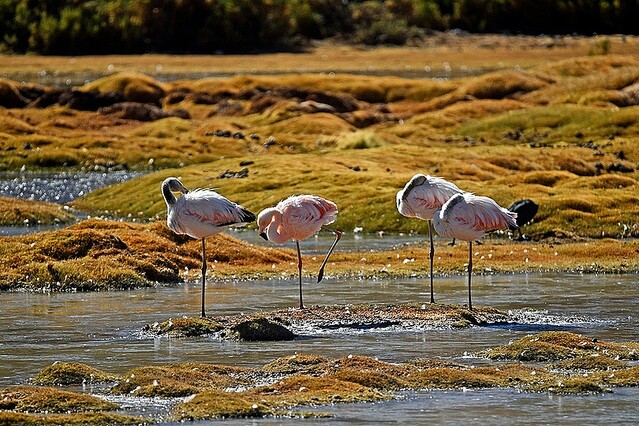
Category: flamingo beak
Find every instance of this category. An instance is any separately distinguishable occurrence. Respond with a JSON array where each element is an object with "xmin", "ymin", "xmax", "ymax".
[{"xmin": 259, "ymin": 231, "xmax": 268, "ymax": 241}]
